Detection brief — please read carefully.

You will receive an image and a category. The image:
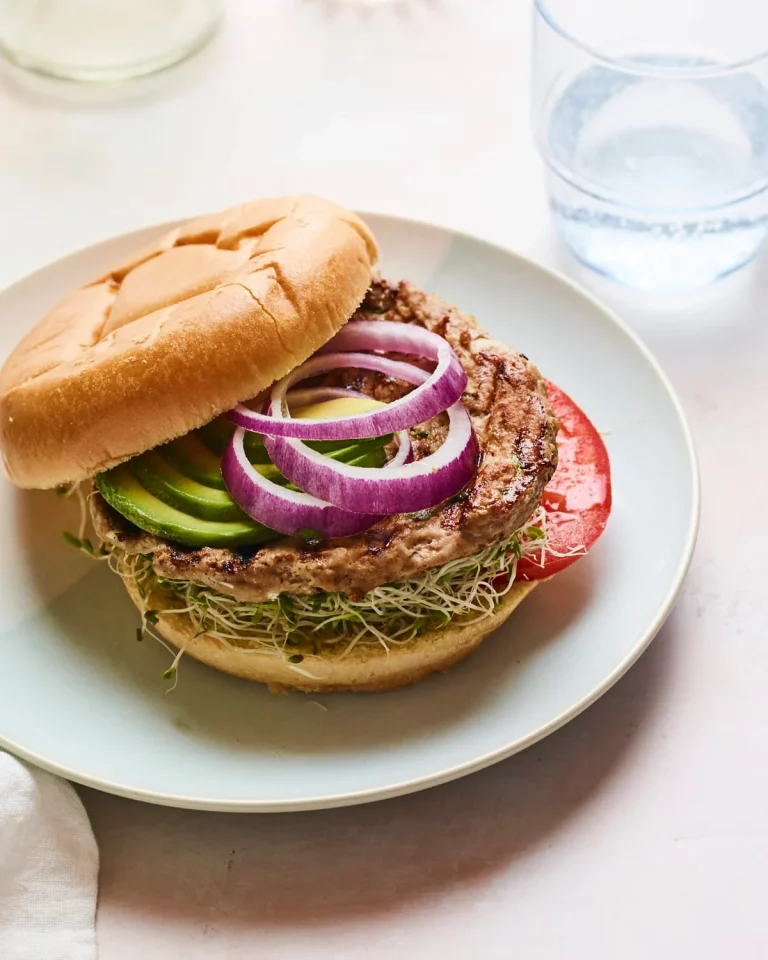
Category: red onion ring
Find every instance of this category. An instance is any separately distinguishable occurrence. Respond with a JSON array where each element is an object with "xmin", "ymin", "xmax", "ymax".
[
  {"xmin": 264, "ymin": 364, "xmax": 478, "ymax": 515},
  {"xmin": 227, "ymin": 322, "xmax": 467, "ymax": 440},
  {"xmin": 322, "ymin": 319, "xmax": 452, "ymax": 358},
  {"xmin": 286, "ymin": 386, "xmax": 411, "ymax": 469},
  {"xmin": 286, "ymin": 385, "xmax": 384, "ymax": 413},
  {"xmin": 223, "ymin": 428, "xmax": 381, "ymax": 538},
  {"xmin": 222, "ymin": 388, "xmax": 412, "ymax": 538}
]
